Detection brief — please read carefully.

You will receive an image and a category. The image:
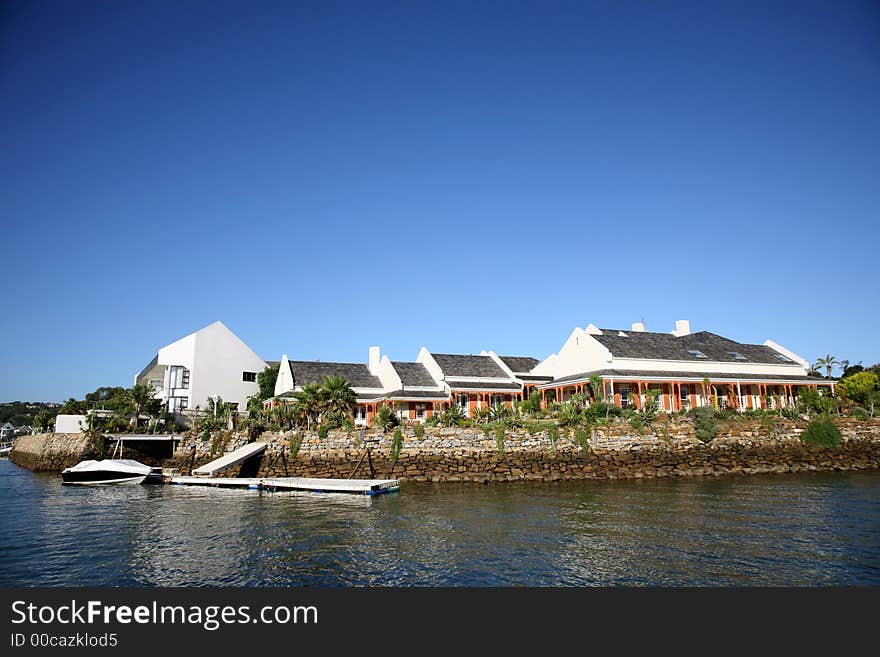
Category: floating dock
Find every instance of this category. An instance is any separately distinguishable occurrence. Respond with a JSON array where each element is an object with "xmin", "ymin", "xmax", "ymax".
[{"xmin": 168, "ymin": 475, "xmax": 400, "ymax": 496}]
